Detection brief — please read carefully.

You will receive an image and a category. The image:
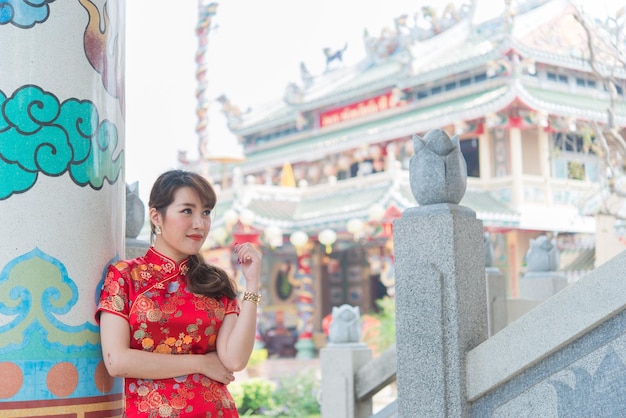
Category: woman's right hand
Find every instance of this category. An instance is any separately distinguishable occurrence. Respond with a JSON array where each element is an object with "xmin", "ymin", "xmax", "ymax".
[{"xmin": 202, "ymin": 351, "xmax": 236, "ymax": 385}]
